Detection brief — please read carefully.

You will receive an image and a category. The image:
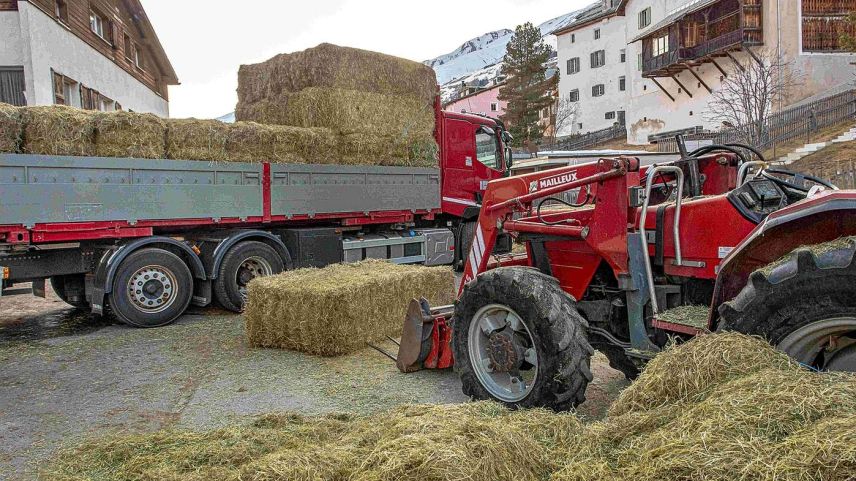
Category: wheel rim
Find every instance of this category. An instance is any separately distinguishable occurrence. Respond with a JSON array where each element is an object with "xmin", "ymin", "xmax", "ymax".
[
  {"xmin": 777, "ymin": 318, "xmax": 856, "ymax": 372},
  {"xmin": 236, "ymin": 256, "xmax": 273, "ymax": 301},
  {"xmin": 468, "ymin": 304, "xmax": 538, "ymax": 403},
  {"xmin": 127, "ymin": 265, "xmax": 178, "ymax": 314}
]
